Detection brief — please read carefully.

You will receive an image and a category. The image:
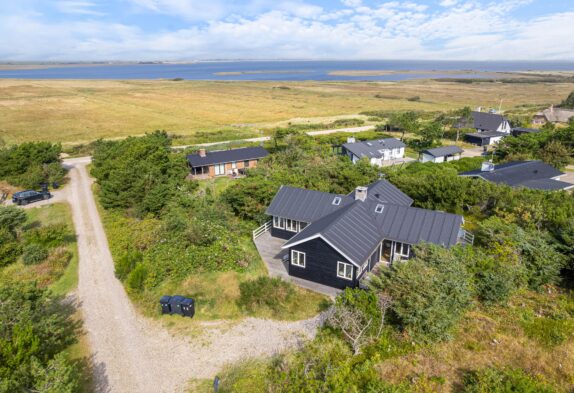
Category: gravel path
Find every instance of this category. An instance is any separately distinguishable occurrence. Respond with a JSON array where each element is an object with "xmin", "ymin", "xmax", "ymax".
[{"xmin": 64, "ymin": 157, "xmax": 319, "ymax": 393}]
